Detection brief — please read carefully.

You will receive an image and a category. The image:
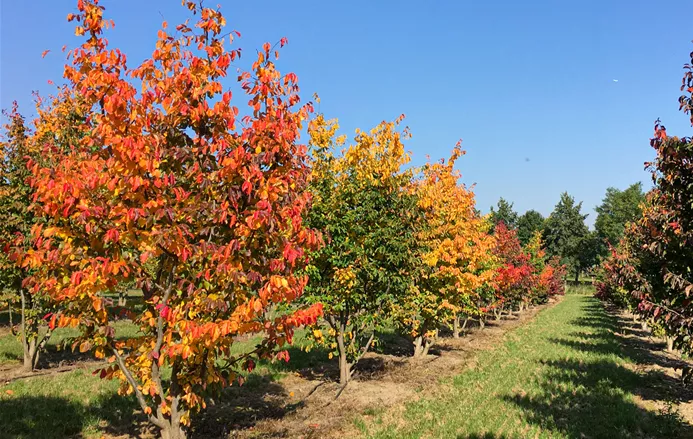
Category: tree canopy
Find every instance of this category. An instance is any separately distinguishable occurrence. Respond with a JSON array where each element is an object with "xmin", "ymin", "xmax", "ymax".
[
  {"xmin": 517, "ymin": 210, "xmax": 545, "ymax": 246},
  {"xmin": 489, "ymin": 197, "xmax": 518, "ymax": 230},
  {"xmin": 542, "ymin": 192, "xmax": 590, "ymax": 280},
  {"xmin": 594, "ymin": 183, "xmax": 646, "ymax": 256}
]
